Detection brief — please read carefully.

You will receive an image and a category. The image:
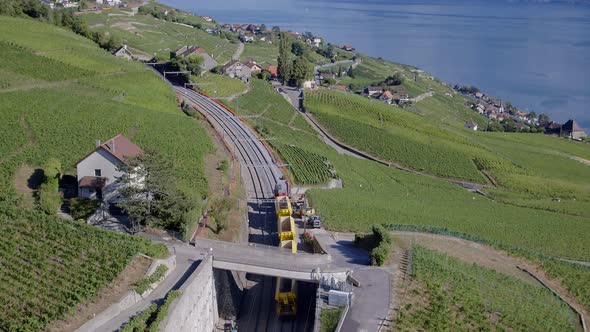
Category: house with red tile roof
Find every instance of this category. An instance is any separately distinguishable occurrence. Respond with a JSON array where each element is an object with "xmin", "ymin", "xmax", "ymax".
[
  {"xmin": 266, "ymin": 66, "xmax": 278, "ymax": 78},
  {"xmin": 243, "ymin": 61, "xmax": 263, "ymax": 75},
  {"xmin": 76, "ymin": 134, "xmax": 142, "ymax": 202}
]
